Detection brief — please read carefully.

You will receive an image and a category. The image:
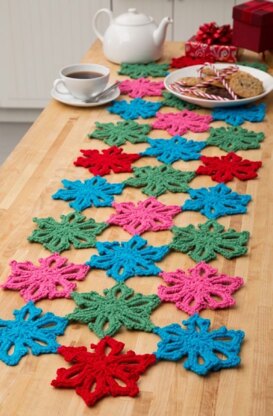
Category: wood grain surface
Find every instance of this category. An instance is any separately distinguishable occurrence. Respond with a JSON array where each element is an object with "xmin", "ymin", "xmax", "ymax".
[{"xmin": 0, "ymin": 41, "xmax": 272, "ymax": 416}]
